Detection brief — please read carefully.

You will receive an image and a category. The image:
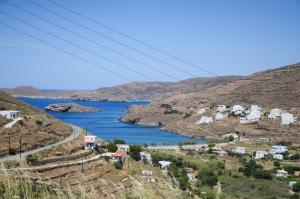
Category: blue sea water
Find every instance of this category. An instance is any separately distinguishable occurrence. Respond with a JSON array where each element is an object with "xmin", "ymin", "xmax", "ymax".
[{"xmin": 19, "ymin": 98, "xmax": 205, "ymax": 145}]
